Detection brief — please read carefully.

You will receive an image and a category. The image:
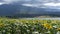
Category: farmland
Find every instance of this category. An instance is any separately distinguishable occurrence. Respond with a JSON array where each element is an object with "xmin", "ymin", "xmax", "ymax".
[{"xmin": 0, "ymin": 17, "xmax": 60, "ymax": 34}]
